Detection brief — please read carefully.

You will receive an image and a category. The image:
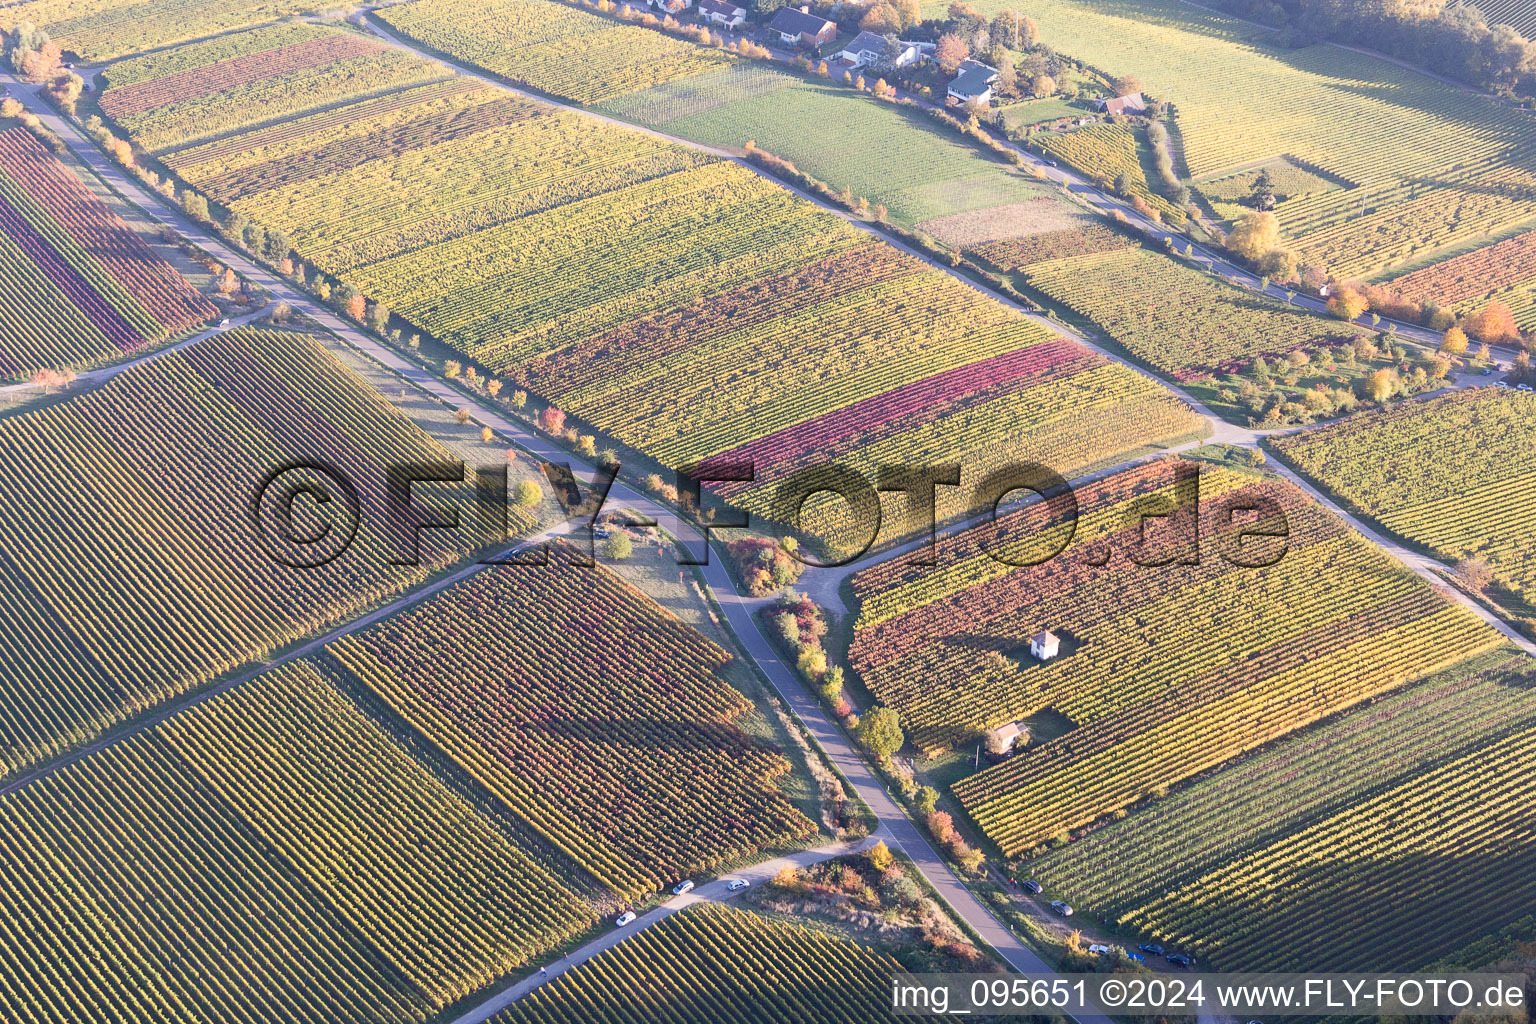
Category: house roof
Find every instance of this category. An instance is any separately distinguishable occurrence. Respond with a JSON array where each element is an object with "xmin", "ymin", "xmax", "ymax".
[
  {"xmin": 948, "ymin": 61, "xmax": 998, "ymax": 98},
  {"xmin": 769, "ymin": 7, "xmax": 835, "ymax": 36},
  {"xmin": 988, "ymin": 721, "xmax": 1023, "ymax": 743},
  {"xmin": 697, "ymin": 0, "xmax": 744, "ymax": 15},
  {"xmin": 1031, "ymin": 630, "xmax": 1060, "ymax": 645},
  {"xmin": 1101, "ymin": 91, "xmax": 1146, "ymax": 115},
  {"xmin": 842, "ymin": 30, "xmax": 890, "ymax": 57}
]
